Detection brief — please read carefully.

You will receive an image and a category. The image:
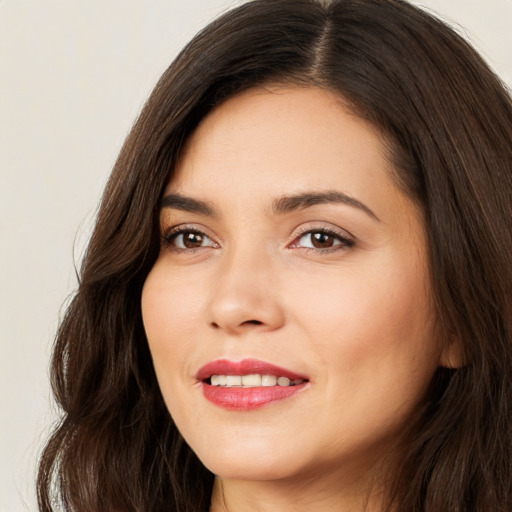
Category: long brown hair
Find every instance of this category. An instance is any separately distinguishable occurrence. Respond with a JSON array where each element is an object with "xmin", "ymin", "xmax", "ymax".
[{"xmin": 38, "ymin": 1, "xmax": 512, "ymax": 510}]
